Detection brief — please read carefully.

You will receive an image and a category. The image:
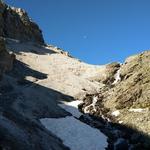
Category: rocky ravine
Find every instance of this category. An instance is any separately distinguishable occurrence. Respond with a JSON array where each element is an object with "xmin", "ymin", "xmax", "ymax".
[{"xmin": 0, "ymin": 1, "xmax": 150, "ymax": 150}]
